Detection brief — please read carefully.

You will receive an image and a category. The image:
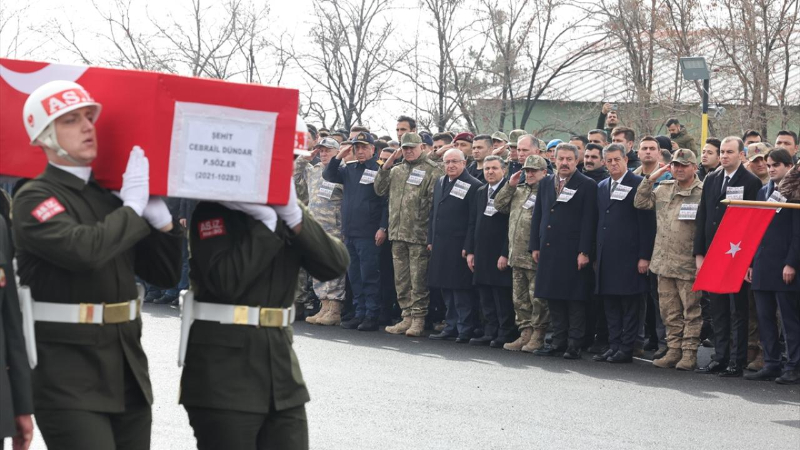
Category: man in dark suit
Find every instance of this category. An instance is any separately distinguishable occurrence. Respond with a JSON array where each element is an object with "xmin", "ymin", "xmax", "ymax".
[
  {"xmin": 0, "ymin": 215, "xmax": 34, "ymax": 450},
  {"xmin": 591, "ymin": 144, "xmax": 656, "ymax": 363},
  {"xmin": 746, "ymin": 148, "xmax": 800, "ymax": 384},
  {"xmin": 466, "ymin": 156, "xmax": 515, "ymax": 348},
  {"xmin": 529, "ymin": 143, "xmax": 599, "ymax": 359},
  {"xmin": 428, "ymin": 148, "xmax": 483, "ymax": 343},
  {"xmin": 694, "ymin": 136, "xmax": 763, "ymax": 377}
]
